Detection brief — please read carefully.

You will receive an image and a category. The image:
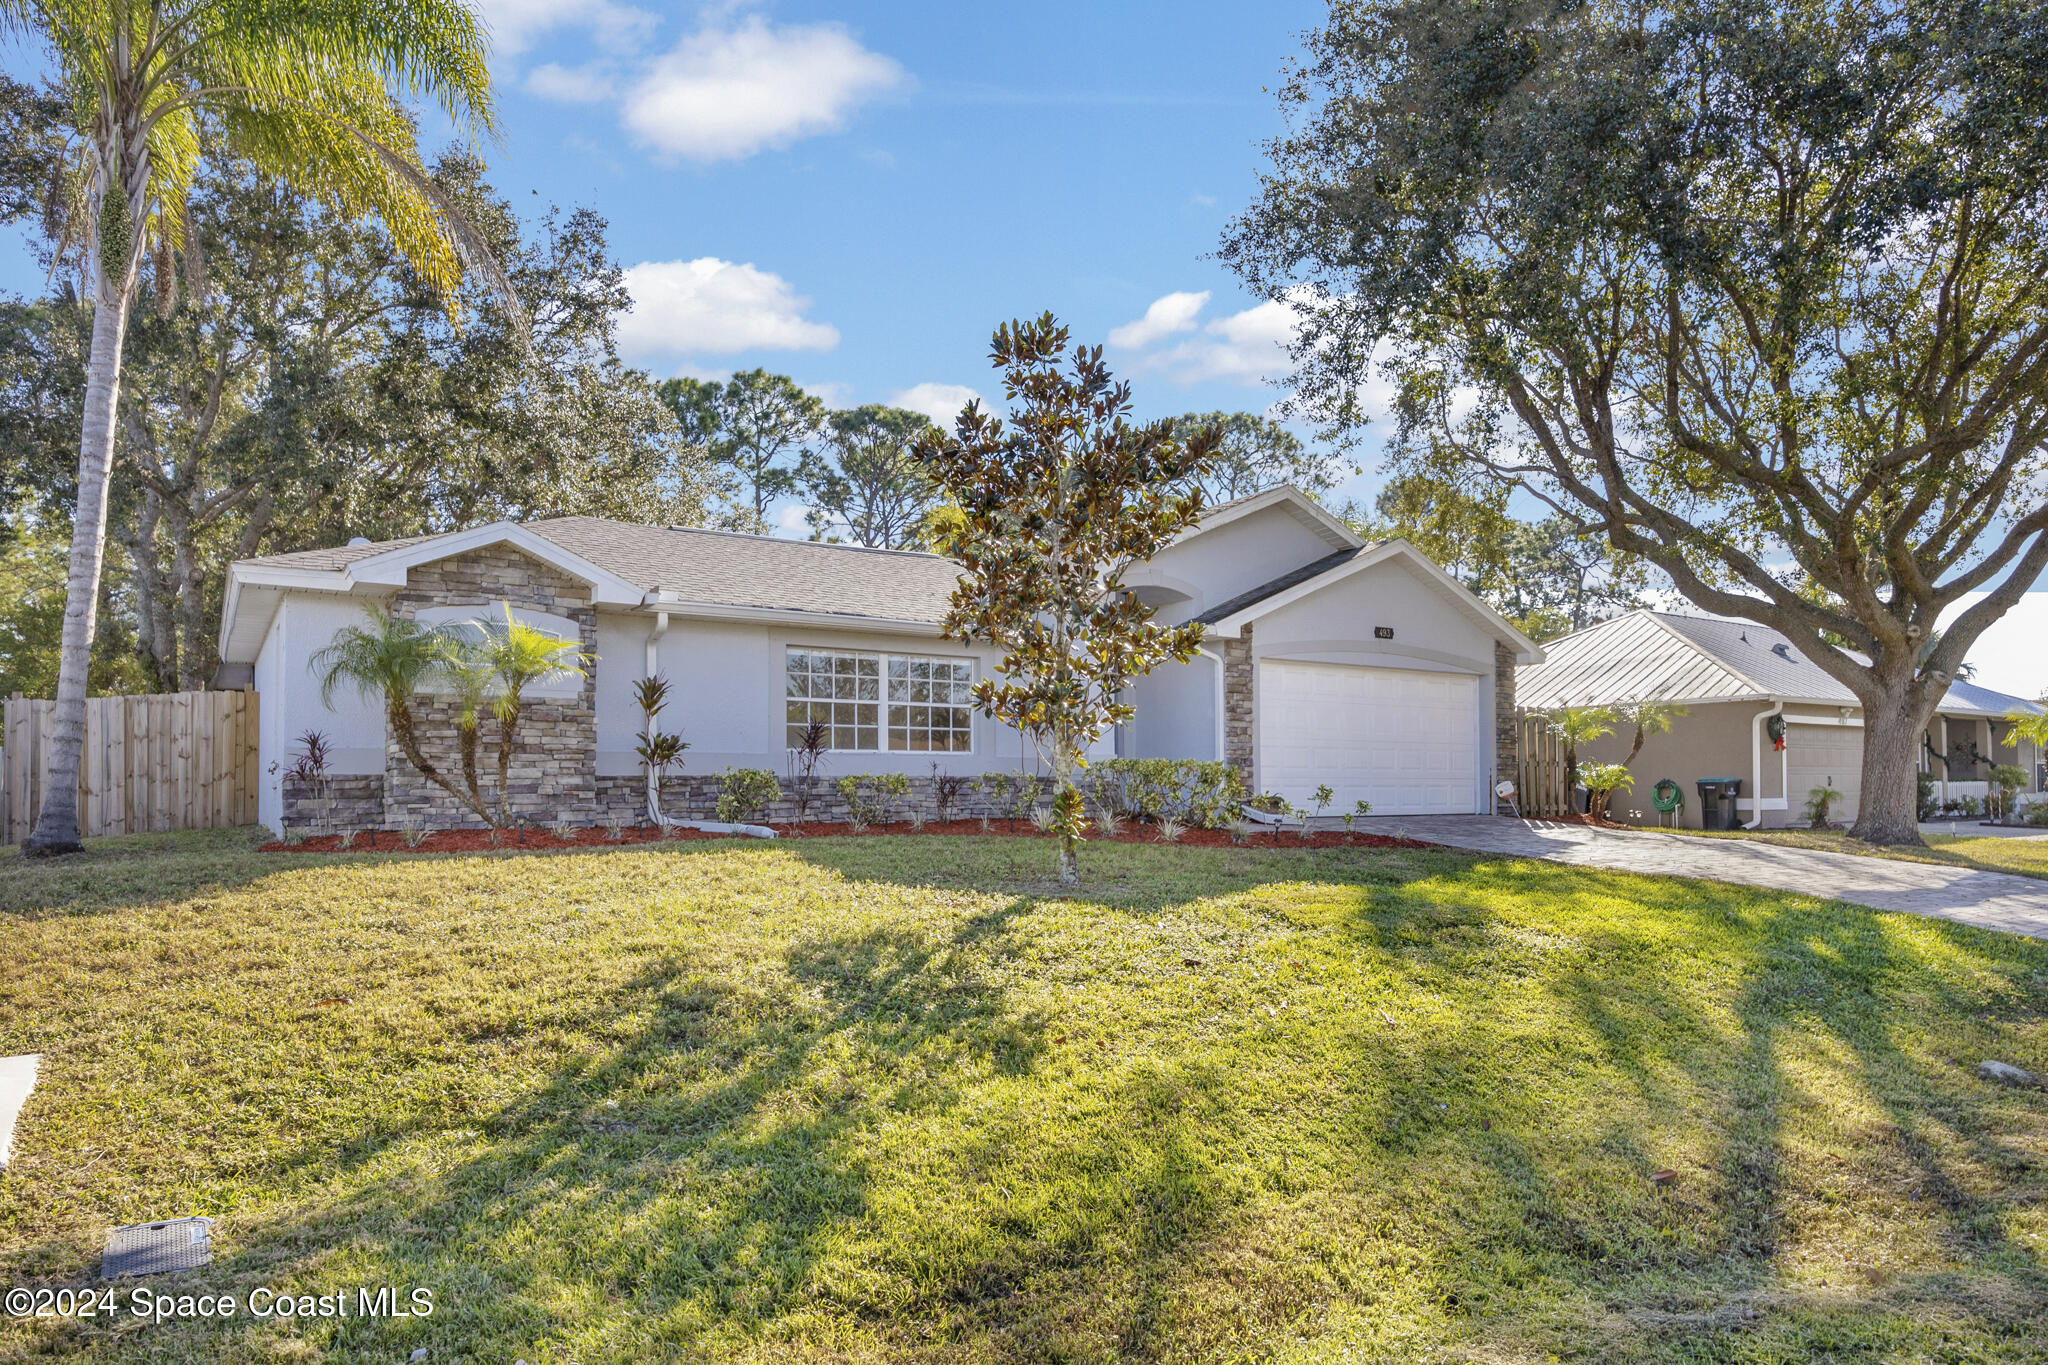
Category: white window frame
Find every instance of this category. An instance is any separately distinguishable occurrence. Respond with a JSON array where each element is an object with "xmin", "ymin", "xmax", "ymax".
[{"xmin": 785, "ymin": 646, "xmax": 976, "ymax": 755}]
